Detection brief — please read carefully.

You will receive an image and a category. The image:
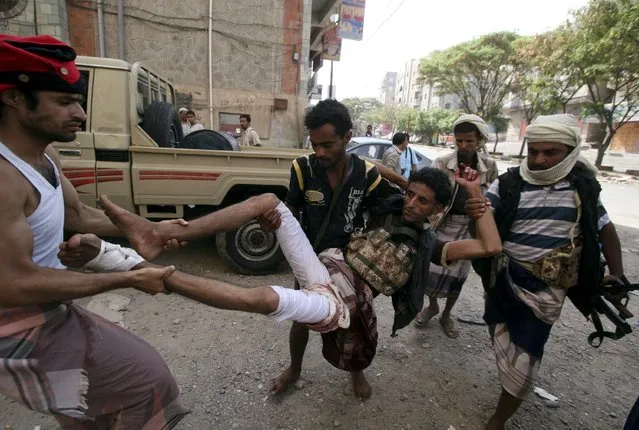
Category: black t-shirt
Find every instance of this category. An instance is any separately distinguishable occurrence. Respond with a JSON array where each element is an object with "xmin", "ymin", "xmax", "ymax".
[{"xmin": 286, "ymin": 153, "xmax": 387, "ymax": 252}]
